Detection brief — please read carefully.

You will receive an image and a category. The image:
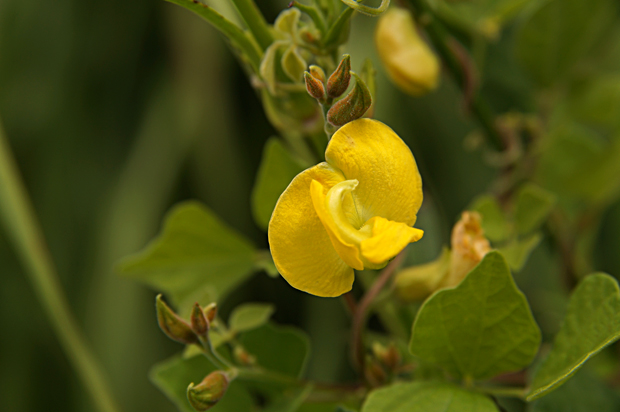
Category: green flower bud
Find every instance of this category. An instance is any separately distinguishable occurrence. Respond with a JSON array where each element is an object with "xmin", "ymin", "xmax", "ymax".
[
  {"xmin": 187, "ymin": 371, "xmax": 230, "ymax": 411},
  {"xmin": 304, "ymin": 71, "xmax": 326, "ymax": 101},
  {"xmin": 372, "ymin": 342, "xmax": 401, "ymax": 371},
  {"xmin": 203, "ymin": 303, "xmax": 217, "ymax": 323},
  {"xmin": 190, "ymin": 302, "xmax": 209, "ymax": 338},
  {"xmin": 156, "ymin": 295, "xmax": 198, "ymax": 345},
  {"xmin": 309, "ymin": 65, "xmax": 326, "ymax": 84},
  {"xmin": 326, "ymin": 54, "xmax": 351, "ymax": 98},
  {"xmin": 326, "ymin": 72, "xmax": 372, "ymax": 127},
  {"xmin": 364, "ymin": 356, "xmax": 387, "ymax": 387}
]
